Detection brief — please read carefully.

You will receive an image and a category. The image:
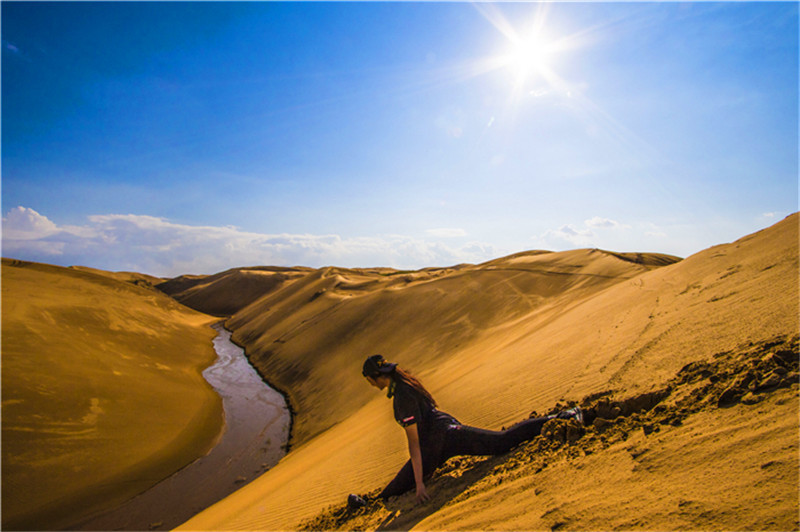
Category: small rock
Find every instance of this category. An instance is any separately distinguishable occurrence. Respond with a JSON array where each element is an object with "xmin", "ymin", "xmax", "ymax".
[
  {"xmin": 774, "ymin": 349, "xmax": 798, "ymax": 366},
  {"xmin": 755, "ymin": 372, "xmax": 782, "ymax": 391},
  {"xmin": 760, "ymin": 352, "xmax": 783, "ymax": 369},
  {"xmin": 234, "ymin": 476, "xmax": 247, "ymax": 484},
  {"xmin": 593, "ymin": 418, "xmax": 613, "ymax": 430},
  {"xmin": 781, "ymin": 371, "xmax": 799, "ymax": 387},
  {"xmin": 718, "ymin": 385, "xmax": 742, "ymax": 407},
  {"xmin": 741, "ymin": 392, "xmax": 761, "ymax": 405},
  {"xmin": 565, "ymin": 420, "xmax": 585, "ymax": 444}
]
